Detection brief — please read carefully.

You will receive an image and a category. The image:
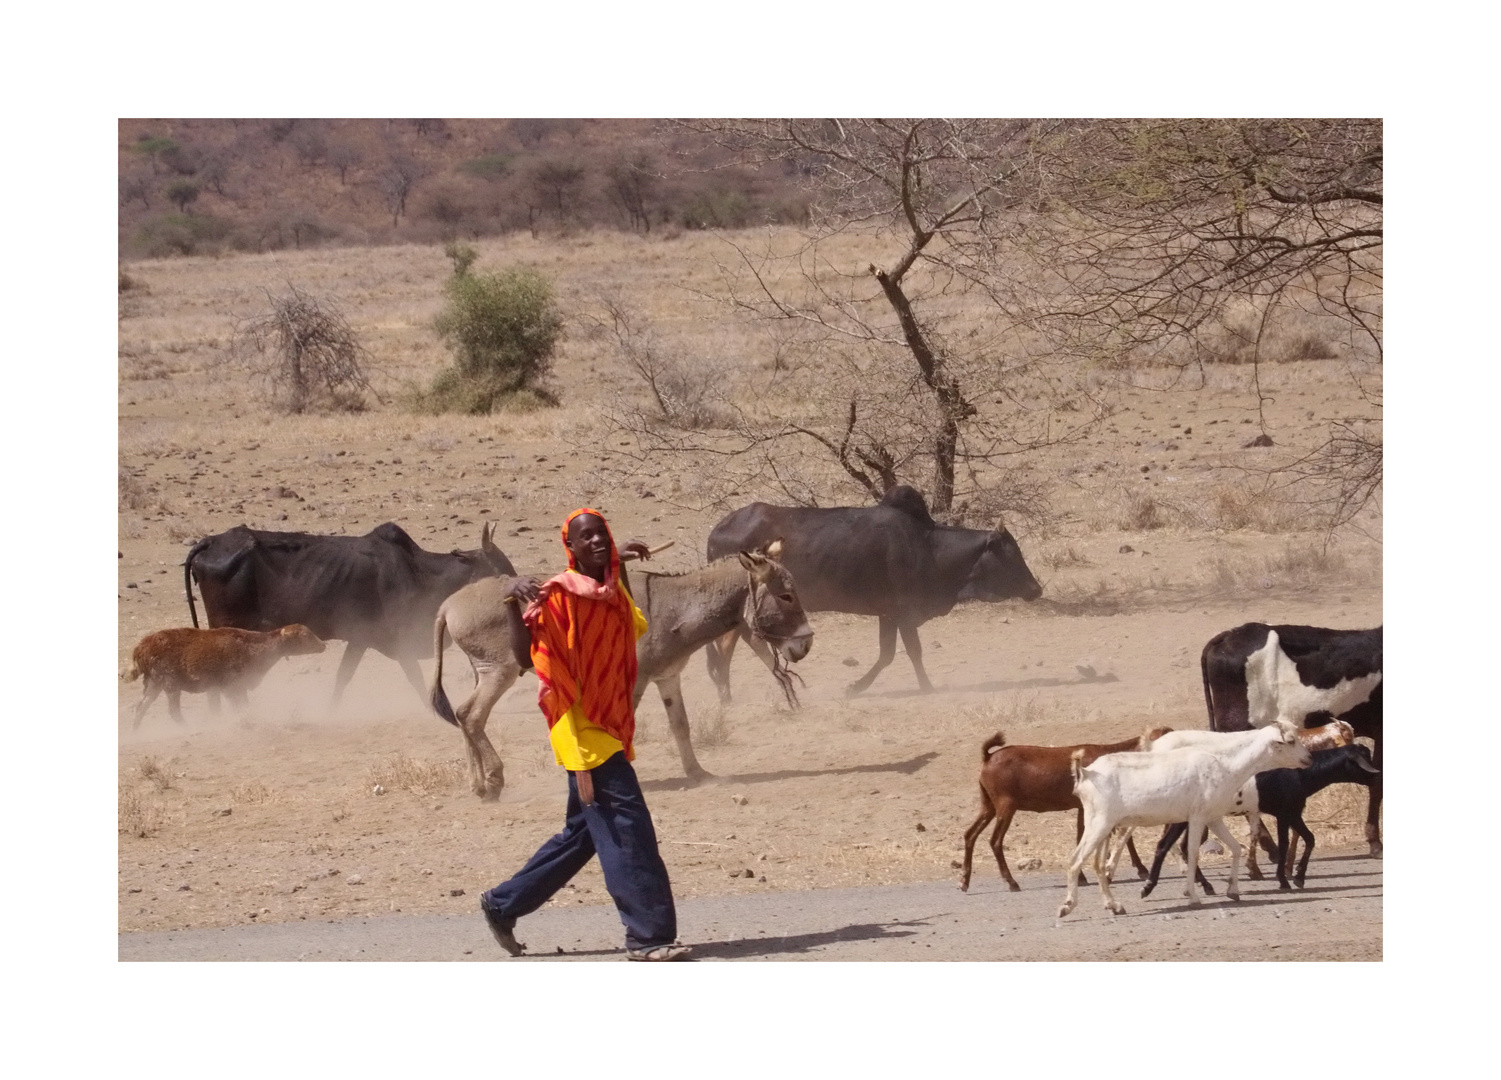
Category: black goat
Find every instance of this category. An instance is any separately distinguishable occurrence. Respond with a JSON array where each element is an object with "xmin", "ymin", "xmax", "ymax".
[{"xmin": 1141, "ymin": 744, "xmax": 1380, "ymax": 896}]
